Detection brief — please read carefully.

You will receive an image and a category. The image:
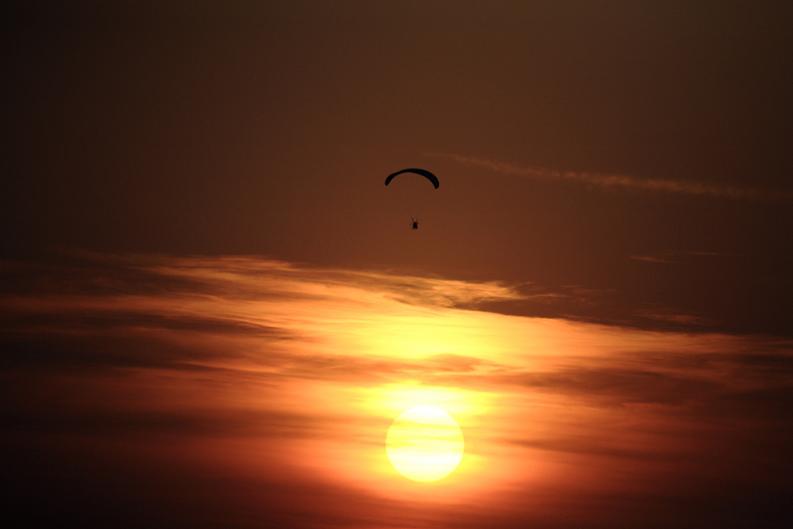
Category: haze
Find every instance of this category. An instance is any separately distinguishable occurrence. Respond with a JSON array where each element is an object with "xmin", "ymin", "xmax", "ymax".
[{"xmin": 4, "ymin": 2, "xmax": 793, "ymax": 528}]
